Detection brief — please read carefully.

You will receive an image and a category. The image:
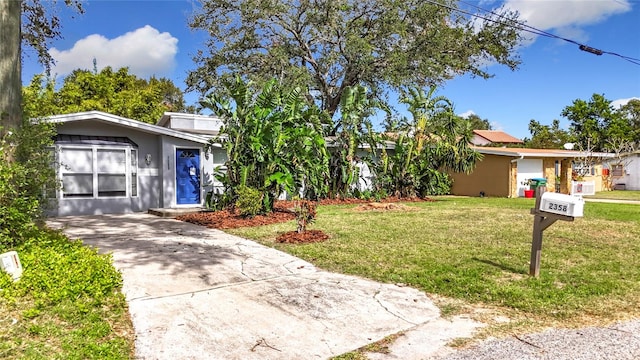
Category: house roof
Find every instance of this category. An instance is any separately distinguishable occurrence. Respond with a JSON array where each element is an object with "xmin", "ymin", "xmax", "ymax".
[
  {"xmin": 473, "ymin": 130, "xmax": 523, "ymax": 144},
  {"xmin": 45, "ymin": 111, "xmax": 212, "ymax": 145},
  {"xmin": 473, "ymin": 146, "xmax": 615, "ymax": 159}
]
